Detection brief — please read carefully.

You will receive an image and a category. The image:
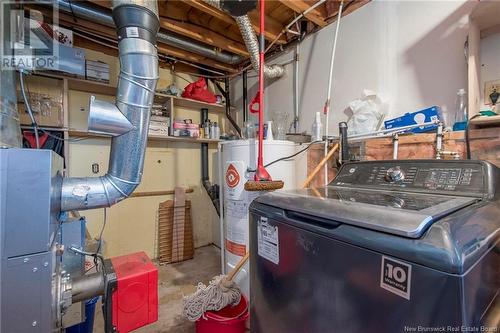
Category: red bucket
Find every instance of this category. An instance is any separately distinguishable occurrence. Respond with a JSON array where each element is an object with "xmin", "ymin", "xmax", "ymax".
[{"xmin": 195, "ymin": 295, "xmax": 249, "ymax": 333}]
